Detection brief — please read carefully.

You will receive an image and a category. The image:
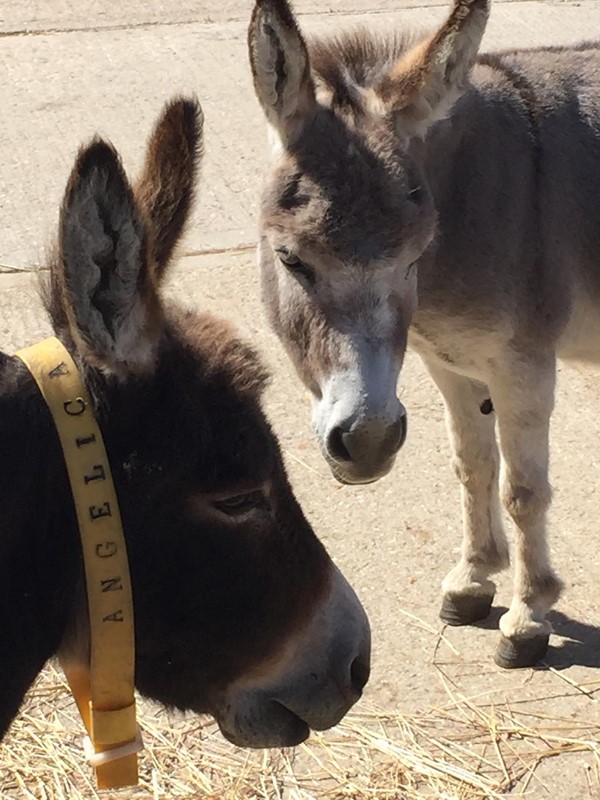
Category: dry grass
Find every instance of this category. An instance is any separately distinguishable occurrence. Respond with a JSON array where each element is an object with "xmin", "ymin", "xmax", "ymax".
[{"xmin": 2, "ymin": 663, "xmax": 600, "ymax": 800}]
